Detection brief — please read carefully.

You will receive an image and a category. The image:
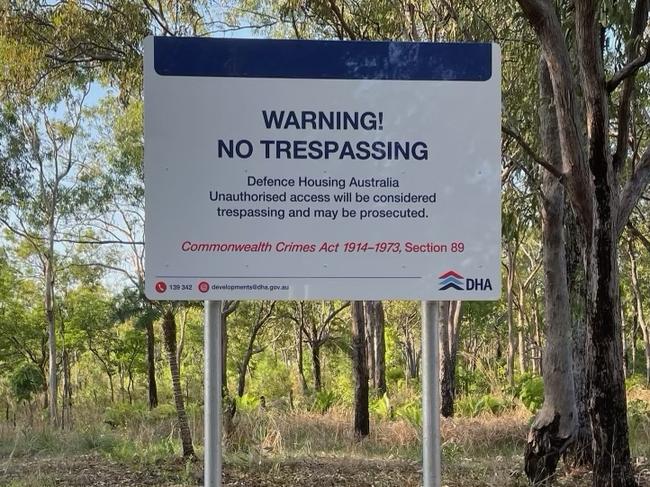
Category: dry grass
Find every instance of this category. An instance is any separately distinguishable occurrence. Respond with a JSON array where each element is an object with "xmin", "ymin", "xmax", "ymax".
[
  {"xmin": 1, "ymin": 400, "xmax": 649, "ymax": 486},
  {"xmin": 223, "ymin": 405, "xmax": 530, "ymax": 462}
]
